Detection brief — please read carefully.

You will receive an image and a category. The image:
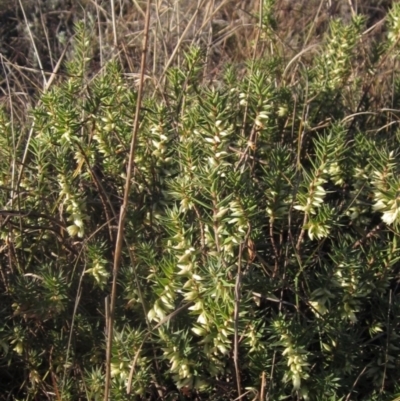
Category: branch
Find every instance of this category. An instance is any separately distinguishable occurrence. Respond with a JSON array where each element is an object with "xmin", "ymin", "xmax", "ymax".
[{"xmin": 103, "ymin": 0, "xmax": 152, "ymax": 399}]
